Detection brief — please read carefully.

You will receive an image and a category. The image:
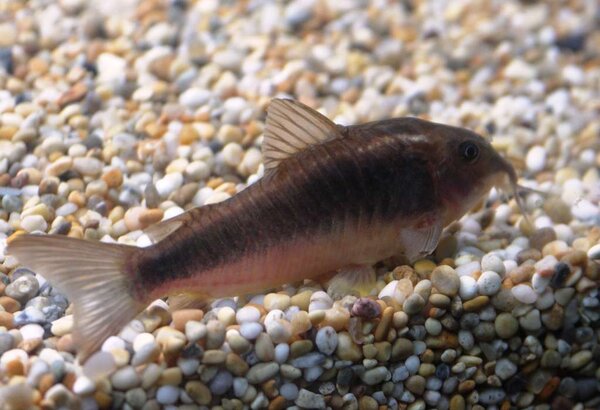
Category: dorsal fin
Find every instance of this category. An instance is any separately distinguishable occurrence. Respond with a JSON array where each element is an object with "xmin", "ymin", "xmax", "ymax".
[{"xmin": 263, "ymin": 99, "xmax": 343, "ymax": 172}]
